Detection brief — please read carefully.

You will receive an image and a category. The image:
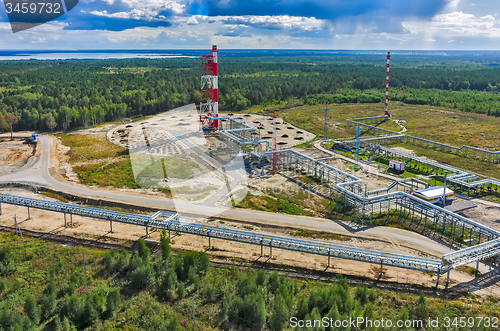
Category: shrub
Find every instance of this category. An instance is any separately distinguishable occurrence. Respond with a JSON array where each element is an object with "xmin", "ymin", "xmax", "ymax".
[
  {"xmin": 137, "ymin": 238, "xmax": 150, "ymax": 261},
  {"xmin": 130, "ymin": 265, "xmax": 153, "ymax": 290},
  {"xmin": 116, "ymin": 248, "xmax": 129, "ymax": 271},
  {"xmin": 228, "ymin": 292, "xmax": 266, "ymax": 331},
  {"xmin": 24, "ymin": 295, "xmax": 39, "ymax": 324},
  {"xmin": 160, "ymin": 230, "xmax": 171, "ymax": 261},
  {"xmin": 106, "ymin": 288, "xmax": 120, "ymax": 316},
  {"xmin": 176, "ymin": 282, "xmax": 185, "ymax": 300},
  {"xmin": 0, "ymin": 279, "xmax": 6, "ymax": 293},
  {"xmin": 104, "ymin": 251, "xmax": 116, "ymax": 271},
  {"xmin": 41, "ymin": 293, "xmax": 57, "ymax": 320},
  {"xmin": 269, "ymin": 294, "xmax": 289, "ymax": 331}
]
